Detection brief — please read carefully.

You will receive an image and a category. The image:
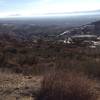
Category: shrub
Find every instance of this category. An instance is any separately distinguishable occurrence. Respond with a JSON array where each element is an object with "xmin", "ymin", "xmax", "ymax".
[
  {"xmin": 83, "ymin": 60, "xmax": 100, "ymax": 78},
  {"xmin": 36, "ymin": 71, "xmax": 98, "ymax": 100}
]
